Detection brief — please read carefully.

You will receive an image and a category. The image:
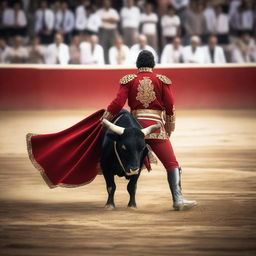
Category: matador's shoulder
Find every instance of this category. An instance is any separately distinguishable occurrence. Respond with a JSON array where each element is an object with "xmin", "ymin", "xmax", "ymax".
[
  {"xmin": 156, "ymin": 74, "xmax": 172, "ymax": 85},
  {"xmin": 119, "ymin": 74, "xmax": 137, "ymax": 85}
]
